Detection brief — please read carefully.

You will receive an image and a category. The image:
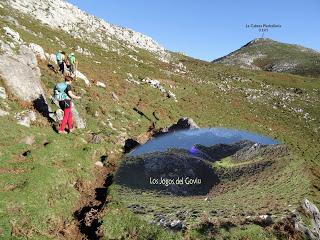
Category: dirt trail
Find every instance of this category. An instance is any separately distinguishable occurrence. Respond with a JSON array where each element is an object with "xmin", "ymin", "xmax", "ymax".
[{"xmin": 64, "ymin": 165, "xmax": 115, "ymax": 240}]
